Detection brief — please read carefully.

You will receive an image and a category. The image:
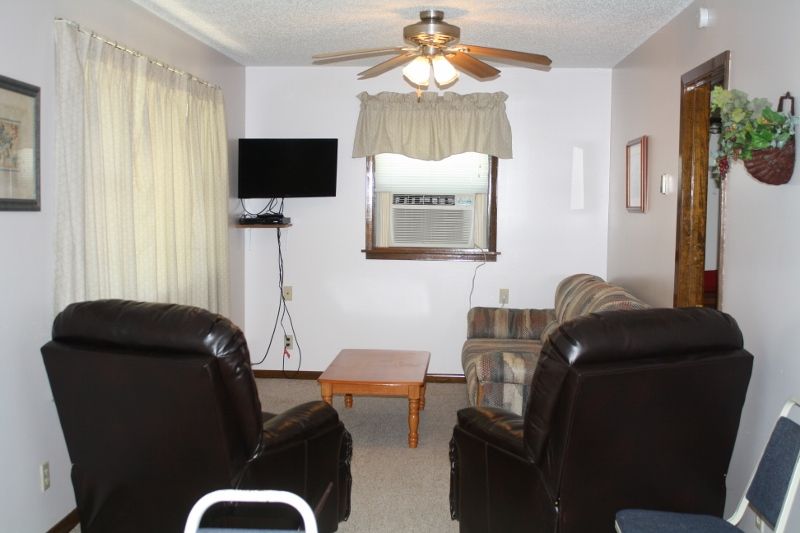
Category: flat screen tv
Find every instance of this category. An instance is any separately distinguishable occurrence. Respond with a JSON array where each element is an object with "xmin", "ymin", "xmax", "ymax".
[{"xmin": 238, "ymin": 138, "xmax": 338, "ymax": 198}]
